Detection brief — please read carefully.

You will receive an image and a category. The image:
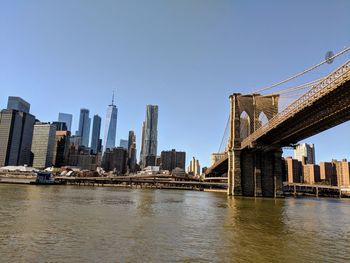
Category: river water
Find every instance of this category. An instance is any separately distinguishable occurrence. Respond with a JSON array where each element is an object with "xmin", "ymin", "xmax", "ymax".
[{"xmin": 0, "ymin": 184, "xmax": 349, "ymax": 263}]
